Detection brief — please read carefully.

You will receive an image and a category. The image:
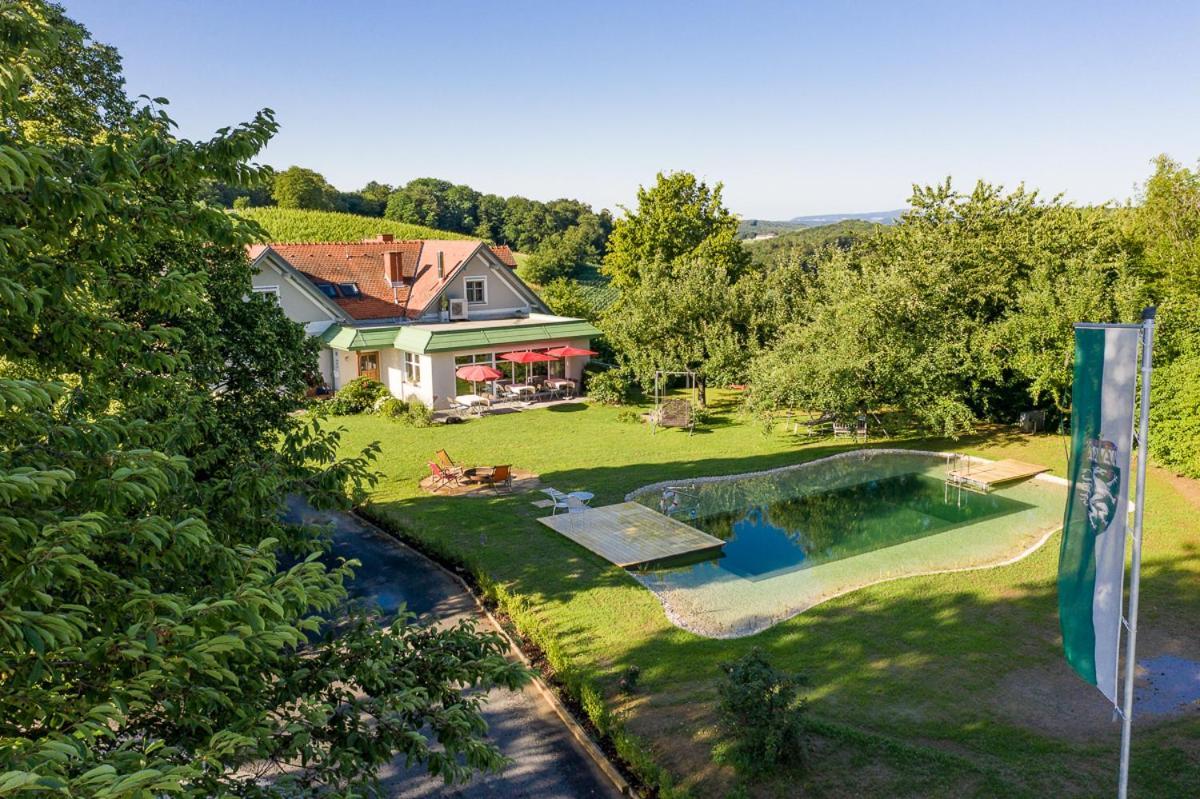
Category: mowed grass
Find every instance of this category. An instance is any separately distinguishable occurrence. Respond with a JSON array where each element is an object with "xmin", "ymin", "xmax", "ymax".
[{"xmin": 330, "ymin": 394, "xmax": 1200, "ymax": 797}]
